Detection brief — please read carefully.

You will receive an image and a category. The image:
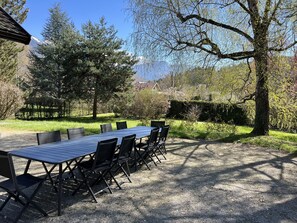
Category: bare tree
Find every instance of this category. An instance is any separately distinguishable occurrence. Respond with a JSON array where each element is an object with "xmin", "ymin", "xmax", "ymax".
[{"xmin": 129, "ymin": 0, "xmax": 297, "ymax": 135}]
